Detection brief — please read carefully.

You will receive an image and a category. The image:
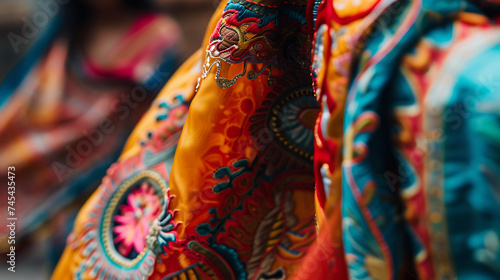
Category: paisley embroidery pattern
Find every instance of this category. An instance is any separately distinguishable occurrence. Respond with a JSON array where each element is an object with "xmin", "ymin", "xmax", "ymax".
[
  {"xmin": 204, "ymin": 0, "xmax": 310, "ymax": 89},
  {"xmin": 249, "ymin": 86, "xmax": 319, "ymax": 163},
  {"xmin": 54, "ymin": 1, "xmax": 317, "ymax": 279},
  {"xmin": 209, "ymin": 0, "xmax": 303, "ymax": 64},
  {"xmin": 192, "ymin": 158, "xmax": 316, "ymax": 280},
  {"xmin": 202, "ymin": 54, "xmax": 275, "ymax": 89}
]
